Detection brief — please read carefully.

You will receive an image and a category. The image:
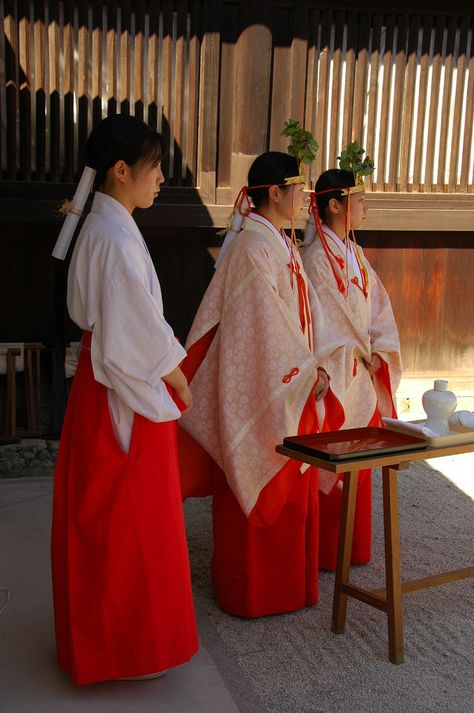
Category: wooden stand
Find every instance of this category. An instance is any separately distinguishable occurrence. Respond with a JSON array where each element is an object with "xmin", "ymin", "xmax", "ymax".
[
  {"xmin": 1, "ymin": 343, "xmax": 43, "ymax": 441},
  {"xmin": 276, "ymin": 440, "xmax": 474, "ymax": 664}
]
